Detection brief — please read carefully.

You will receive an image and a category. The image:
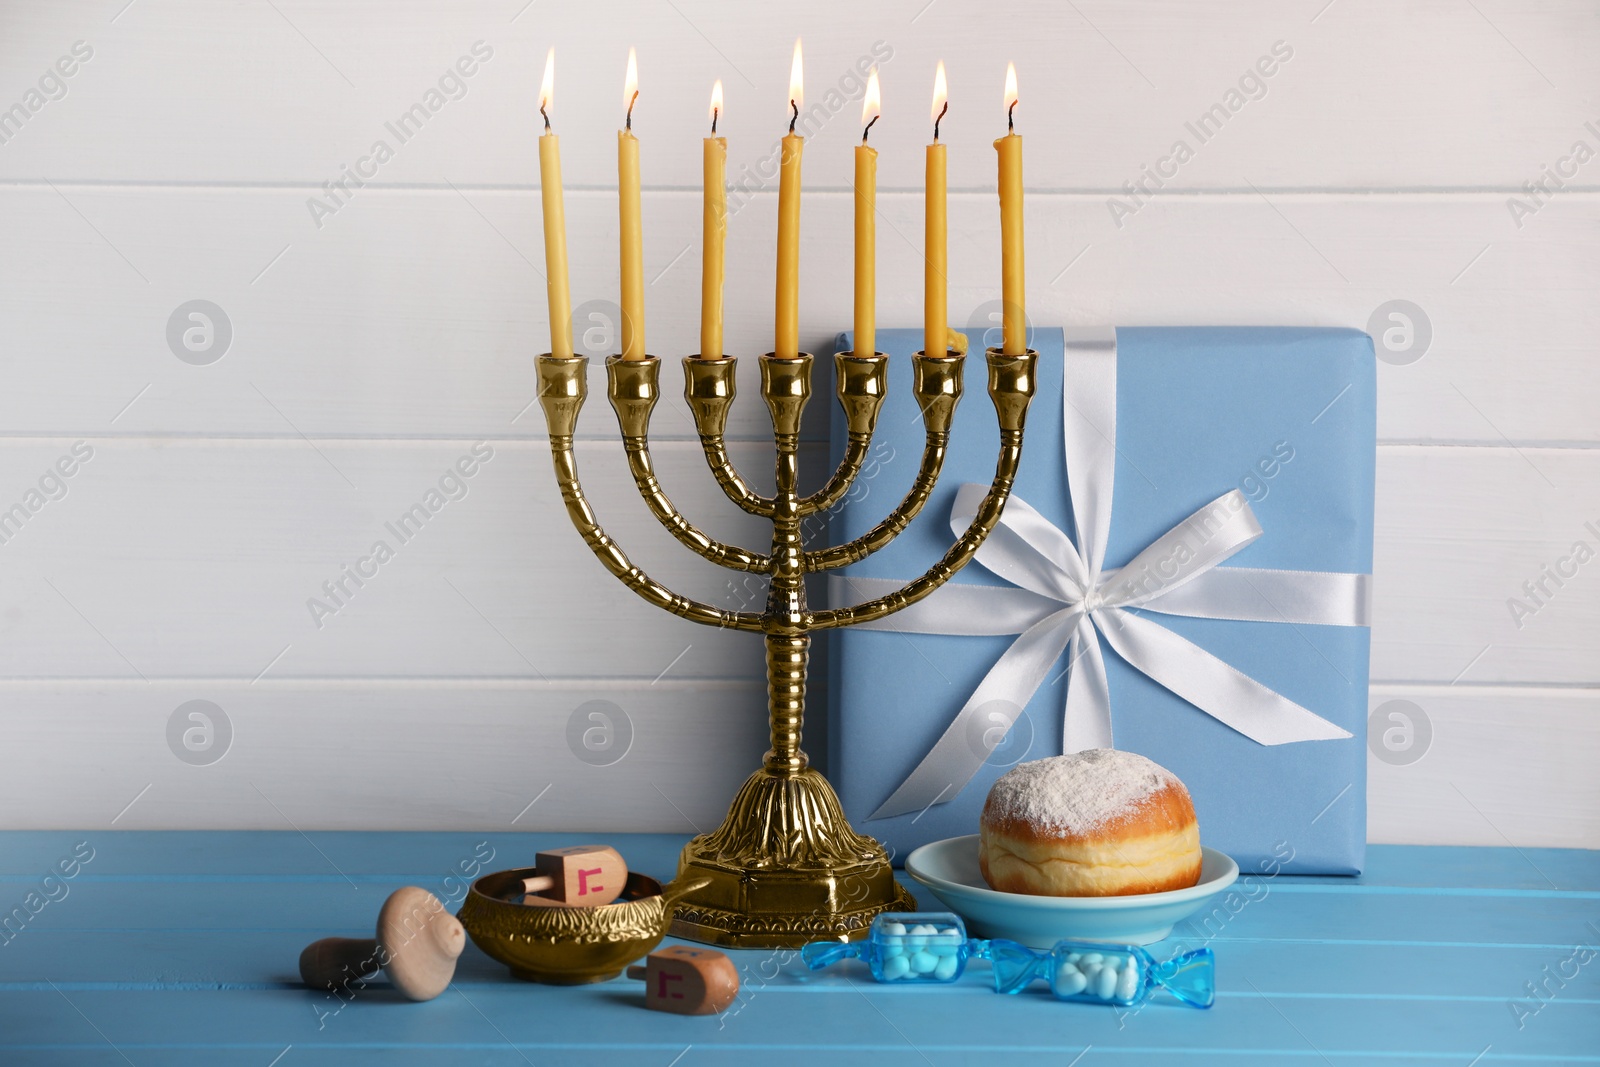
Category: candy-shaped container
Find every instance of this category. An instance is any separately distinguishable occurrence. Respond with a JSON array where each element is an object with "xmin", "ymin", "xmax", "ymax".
[
  {"xmin": 987, "ymin": 939, "xmax": 1215, "ymax": 1008},
  {"xmin": 801, "ymin": 912, "xmax": 977, "ymax": 983}
]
